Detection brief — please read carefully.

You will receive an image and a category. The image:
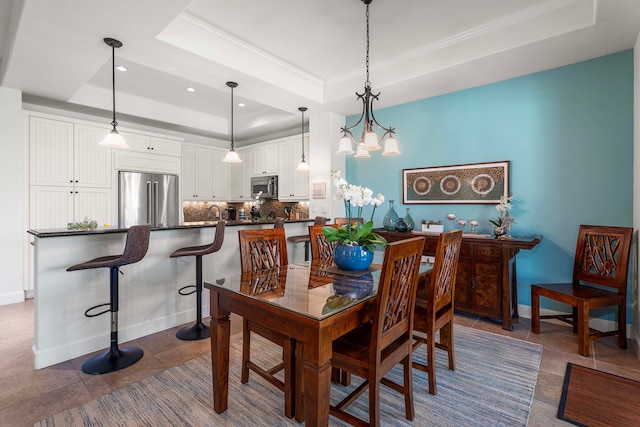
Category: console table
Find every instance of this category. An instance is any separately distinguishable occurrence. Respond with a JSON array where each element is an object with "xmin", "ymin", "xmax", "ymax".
[{"xmin": 376, "ymin": 230, "xmax": 541, "ymax": 330}]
